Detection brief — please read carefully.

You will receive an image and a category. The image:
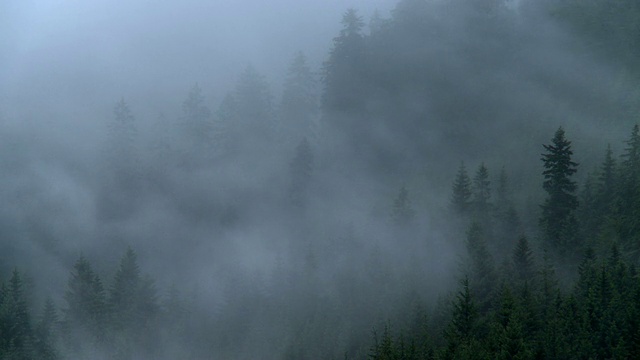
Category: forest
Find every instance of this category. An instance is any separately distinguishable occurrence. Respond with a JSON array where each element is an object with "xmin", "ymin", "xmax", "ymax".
[{"xmin": 1, "ymin": 0, "xmax": 640, "ymax": 359}]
